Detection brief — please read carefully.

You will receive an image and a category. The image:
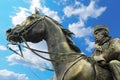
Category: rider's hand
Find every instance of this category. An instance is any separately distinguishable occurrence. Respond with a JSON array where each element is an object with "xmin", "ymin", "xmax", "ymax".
[{"xmin": 93, "ymin": 56, "xmax": 107, "ymax": 67}]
